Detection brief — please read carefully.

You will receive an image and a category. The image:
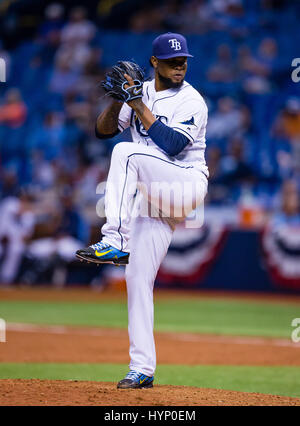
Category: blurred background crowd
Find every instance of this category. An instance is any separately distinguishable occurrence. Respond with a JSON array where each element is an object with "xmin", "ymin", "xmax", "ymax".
[{"xmin": 0, "ymin": 0, "xmax": 299, "ymax": 289}]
